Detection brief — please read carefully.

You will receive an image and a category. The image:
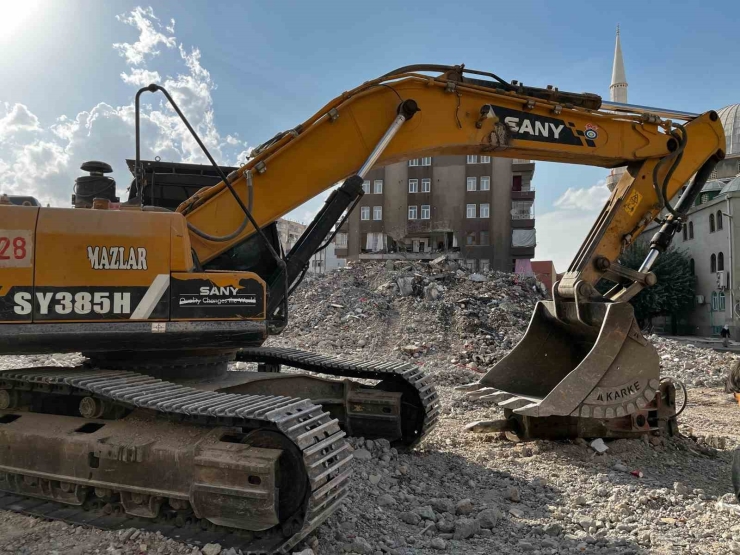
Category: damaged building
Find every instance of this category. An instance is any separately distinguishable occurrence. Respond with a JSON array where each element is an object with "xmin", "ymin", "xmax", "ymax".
[{"xmin": 334, "ymin": 155, "xmax": 536, "ymax": 272}]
